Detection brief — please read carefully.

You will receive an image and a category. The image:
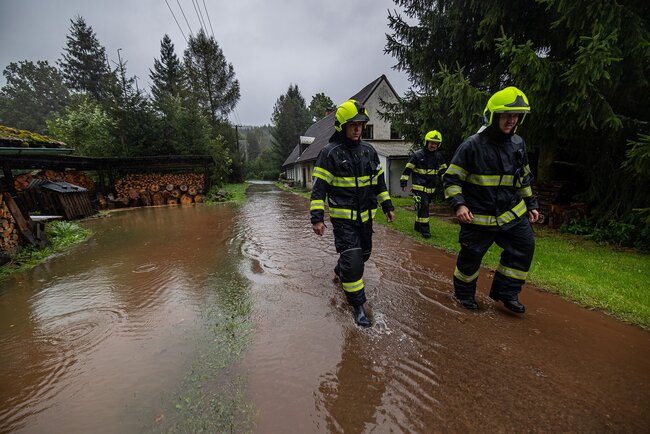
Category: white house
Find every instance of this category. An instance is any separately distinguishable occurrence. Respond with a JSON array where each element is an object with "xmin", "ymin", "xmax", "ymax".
[{"xmin": 282, "ymin": 75, "xmax": 413, "ymax": 197}]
